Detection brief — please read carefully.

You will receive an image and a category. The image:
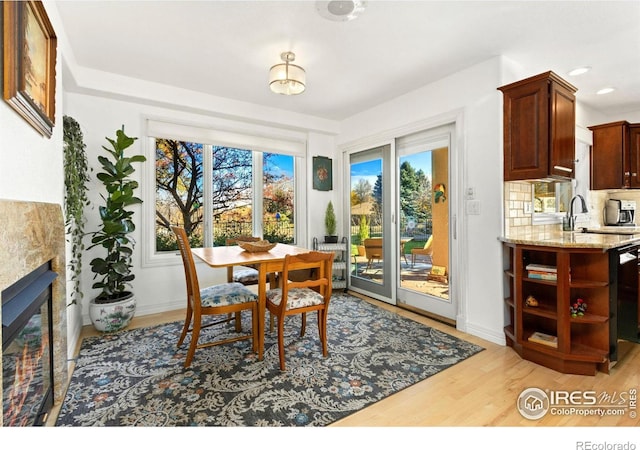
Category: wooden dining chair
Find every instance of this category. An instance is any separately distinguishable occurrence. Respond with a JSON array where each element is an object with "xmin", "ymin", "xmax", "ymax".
[
  {"xmin": 225, "ymin": 236, "xmax": 261, "ymax": 285},
  {"xmin": 172, "ymin": 227, "xmax": 258, "ymax": 367},
  {"xmin": 266, "ymin": 251, "xmax": 333, "ymax": 371},
  {"xmin": 225, "ymin": 236, "xmax": 280, "ymax": 330}
]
